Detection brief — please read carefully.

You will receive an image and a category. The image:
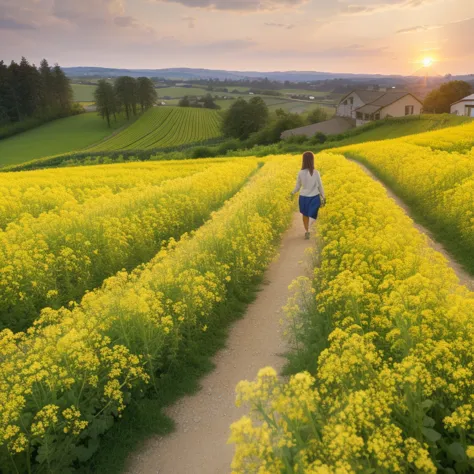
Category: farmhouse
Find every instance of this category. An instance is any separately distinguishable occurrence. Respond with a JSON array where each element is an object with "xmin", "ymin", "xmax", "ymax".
[
  {"xmin": 451, "ymin": 94, "xmax": 474, "ymax": 117},
  {"xmin": 281, "ymin": 89, "xmax": 423, "ymax": 139},
  {"xmin": 337, "ymin": 90, "xmax": 423, "ymax": 126}
]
